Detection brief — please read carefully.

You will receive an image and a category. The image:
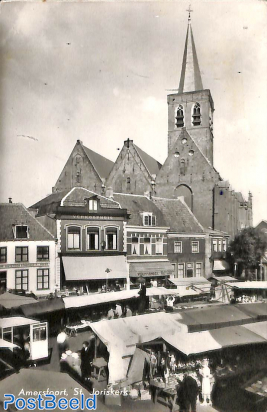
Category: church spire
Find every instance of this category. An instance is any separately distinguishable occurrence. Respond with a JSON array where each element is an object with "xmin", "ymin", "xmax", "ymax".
[{"xmin": 178, "ymin": 6, "xmax": 203, "ymax": 93}]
